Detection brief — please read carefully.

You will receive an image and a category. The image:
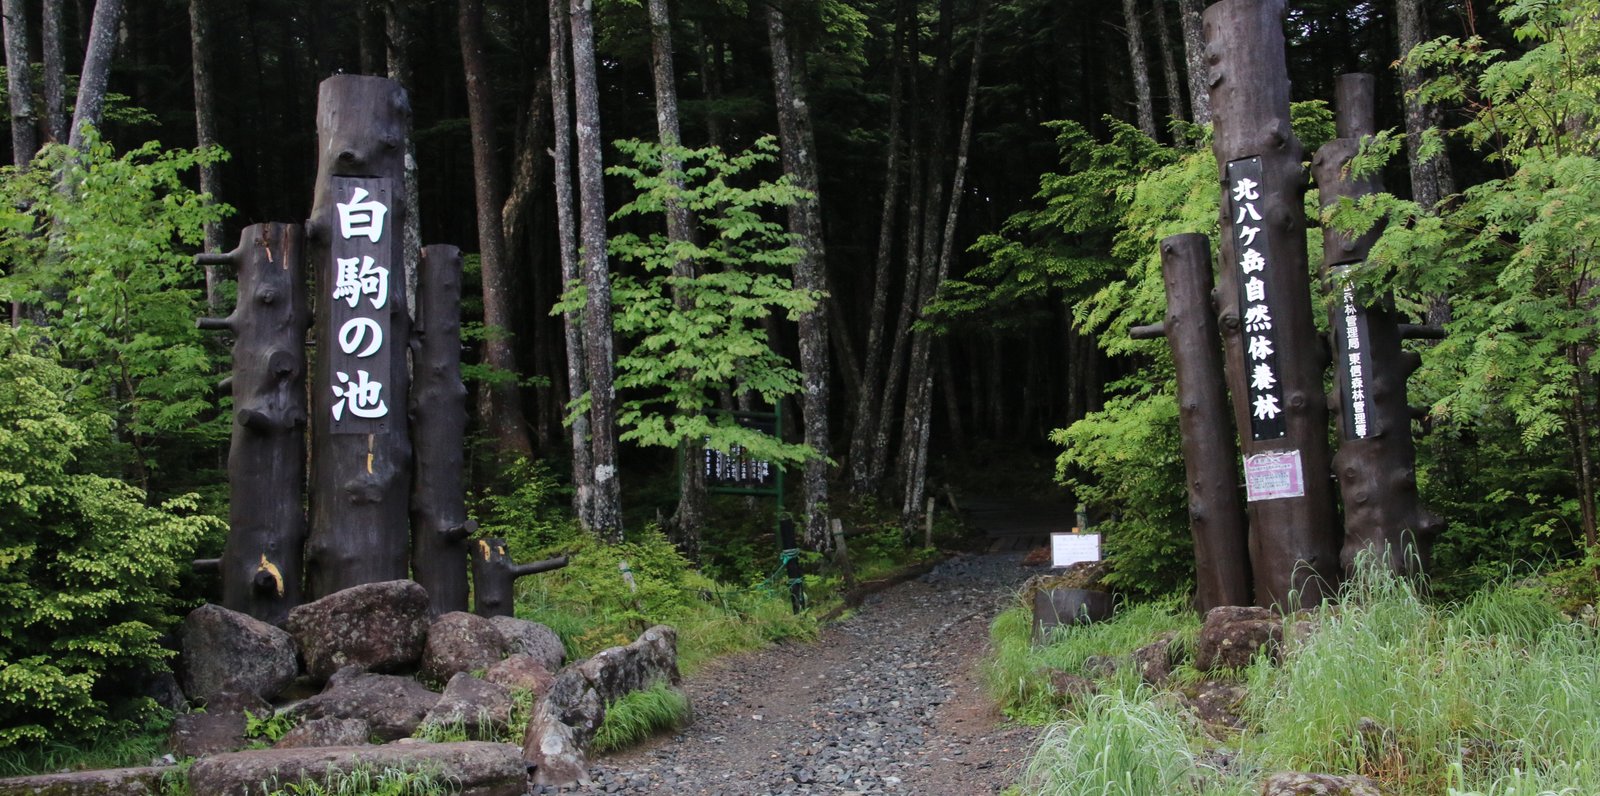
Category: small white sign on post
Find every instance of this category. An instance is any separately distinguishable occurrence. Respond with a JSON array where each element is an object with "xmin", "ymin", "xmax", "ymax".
[{"xmin": 1050, "ymin": 532, "xmax": 1101, "ymax": 568}]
